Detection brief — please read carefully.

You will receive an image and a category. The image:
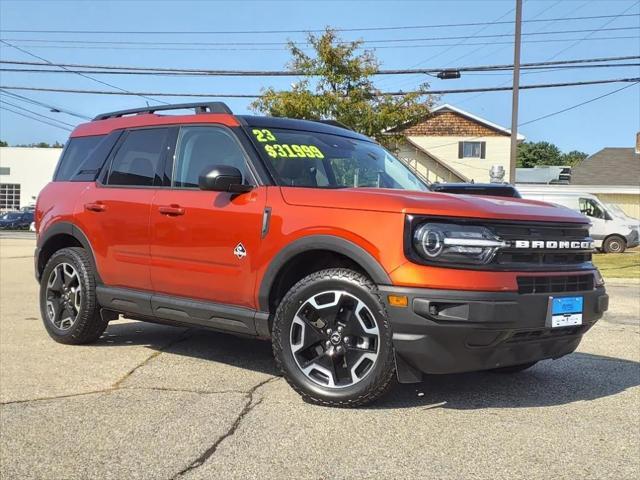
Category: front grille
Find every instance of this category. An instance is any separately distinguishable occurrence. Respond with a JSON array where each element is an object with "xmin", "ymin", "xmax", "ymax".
[
  {"xmin": 517, "ymin": 274, "xmax": 594, "ymax": 294},
  {"xmin": 491, "ymin": 222, "xmax": 592, "ymax": 270}
]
